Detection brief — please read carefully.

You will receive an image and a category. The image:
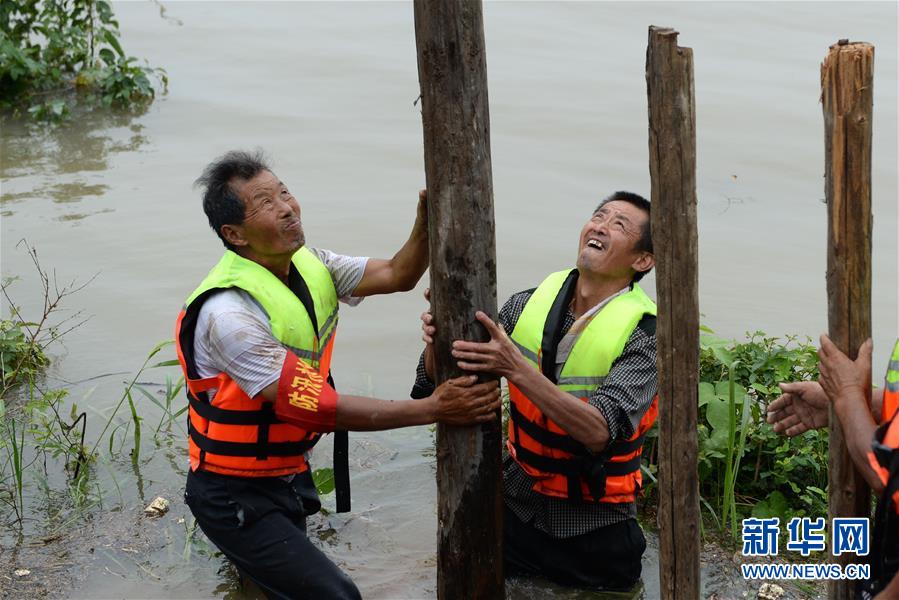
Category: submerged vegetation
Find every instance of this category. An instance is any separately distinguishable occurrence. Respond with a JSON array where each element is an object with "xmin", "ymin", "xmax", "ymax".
[
  {"xmin": 0, "ymin": 0, "xmax": 166, "ymax": 122},
  {"xmin": 0, "ymin": 244, "xmax": 180, "ymax": 530}
]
